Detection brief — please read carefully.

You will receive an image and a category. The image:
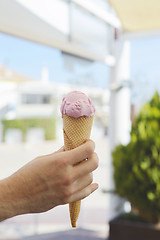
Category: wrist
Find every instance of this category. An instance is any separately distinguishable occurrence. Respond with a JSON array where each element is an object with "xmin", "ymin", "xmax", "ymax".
[
  {"xmin": 0, "ymin": 178, "xmax": 17, "ymax": 221},
  {"xmin": 0, "ymin": 173, "xmax": 29, "ymax": 221}
]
